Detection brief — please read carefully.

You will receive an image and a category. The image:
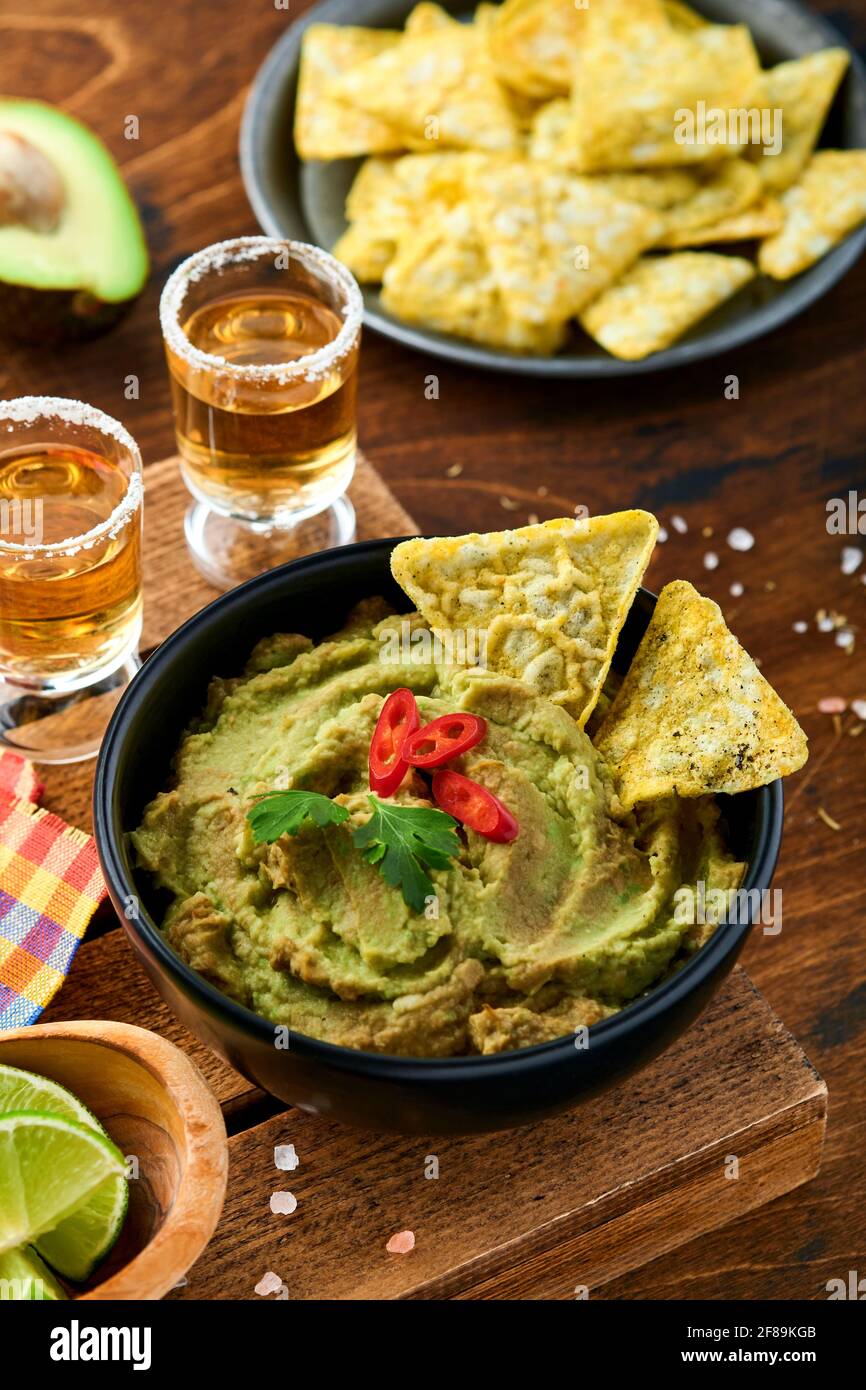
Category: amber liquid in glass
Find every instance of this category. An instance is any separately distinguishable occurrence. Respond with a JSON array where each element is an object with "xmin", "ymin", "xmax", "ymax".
[
  {"xmin": 0, "ymin": 444, "xmax": 142, "ymax": 683},
  {"xmin": 167, "ymin": 288, "xmax": 359, "ymax": 521}
]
